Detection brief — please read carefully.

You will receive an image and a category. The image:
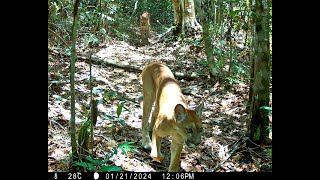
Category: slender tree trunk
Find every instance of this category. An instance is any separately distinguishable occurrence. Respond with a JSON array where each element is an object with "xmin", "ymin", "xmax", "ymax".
[
  {"xmin": 172, "ymin": 0, "xmax": 183, "ymax": 34},
  {"xmin": 247, "ymin": 0, "xmax": 254, "ymax": 113},
  {"xmin": 248, "ymin": 0, "xmax": 271, "ymax": 144},
  {"xmin": 70, "ymin": 0, "xmax": 80, "ymax": 169},
  {"xmin": 195, "ymin": 0, "xmax": 216, "ymax": 76}
]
